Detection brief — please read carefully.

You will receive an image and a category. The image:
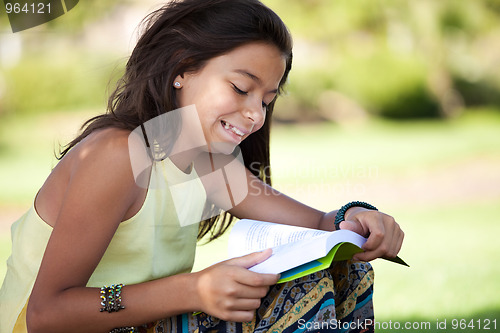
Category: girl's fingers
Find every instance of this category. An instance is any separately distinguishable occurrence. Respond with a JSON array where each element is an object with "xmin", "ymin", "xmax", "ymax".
[
  {"xmin": 235, "ymin": 286, "xmax": 270, "ymax": 299},
  {"xmin": 385, "ymin": 220, "xmax": 403, "ymax": 258},
  {"xmin": 391, "ymin": 228, "xmax": 405, "ymax": 258},
  {"xmin": 221, "ymin": 276, "xmax": 270, "ymax": 299},
  {"xmin": 354, "ymin": 213, "xmax": 404, "ymax": 261},
  {"xmin": 227, "ymin": 249, "xmax": 273, "ymax": 269},
  {"xmin": 230, "ymin": 297, "xmax": 263, "ymax": 311},
  {"xmin": 361, "ymin": 217, "xmax": 385, "ymax": 252},
  {"xmin": 337, "ymin": 220, "xmax": 365, "ymax": 235},
  {"xmin": 229, "ymin": 310, "xmax": 257, "ymax": 323},
  {"xmin": 353, "ymin": 247, "xmax": 383, "ymax": 262},
  {"xmin": 225, "ymin": 250, "xmax": 280, "ymax": 287},
  {"xmin": 233, "ymin": 268, "xmax": 280, "ymax": 288}
]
